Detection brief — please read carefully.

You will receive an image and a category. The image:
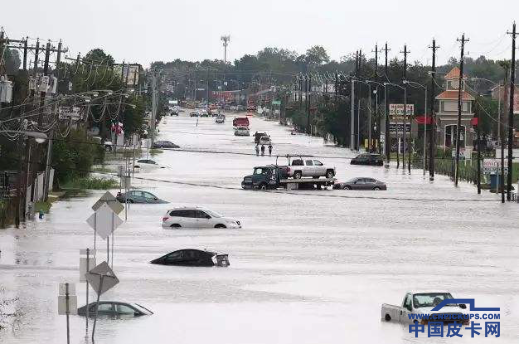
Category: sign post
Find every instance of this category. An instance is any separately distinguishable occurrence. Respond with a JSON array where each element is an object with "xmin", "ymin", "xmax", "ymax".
[
  {"xmin": 58, "ymin": 283, "xmax": 77, "ymax": 344},
  {"xmin": 80, "ymin": 248, "xmax": 96, "ymax": 337},
  {"xmin": 85, "ymin": 261, "xmax": 119, "ymax": 342}
]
